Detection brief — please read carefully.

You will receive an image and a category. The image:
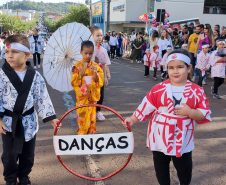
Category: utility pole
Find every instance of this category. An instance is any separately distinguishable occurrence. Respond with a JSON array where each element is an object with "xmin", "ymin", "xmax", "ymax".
[
  {"xmin": 7, "ymin": 1, "xmax": 9, "ymax": 15},
  {"xmin": 90, "ymin": 0, "xmax": 92, "ymax": 27},
  {"xmin": 147, "ymin": 0, "xmax": 150, "ymax": 33},
  {"xmin": 106, "ymin": 0, "xmax": 111, "ymax": 32}
]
